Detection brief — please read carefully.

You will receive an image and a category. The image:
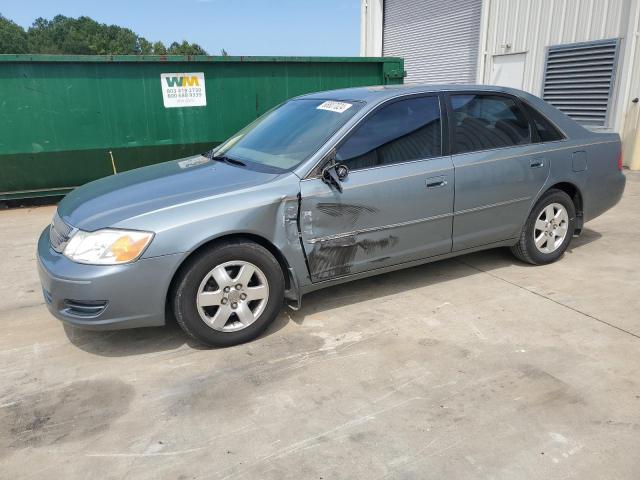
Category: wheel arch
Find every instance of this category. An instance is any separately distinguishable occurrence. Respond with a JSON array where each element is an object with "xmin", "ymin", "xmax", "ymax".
[
  {"xmin": 164, "ymin": 232, "xmax": 295, "ymax": 319},
  {"xmin": 545, "ymin": 181, "xmax": 584, "ymax": 233}
]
